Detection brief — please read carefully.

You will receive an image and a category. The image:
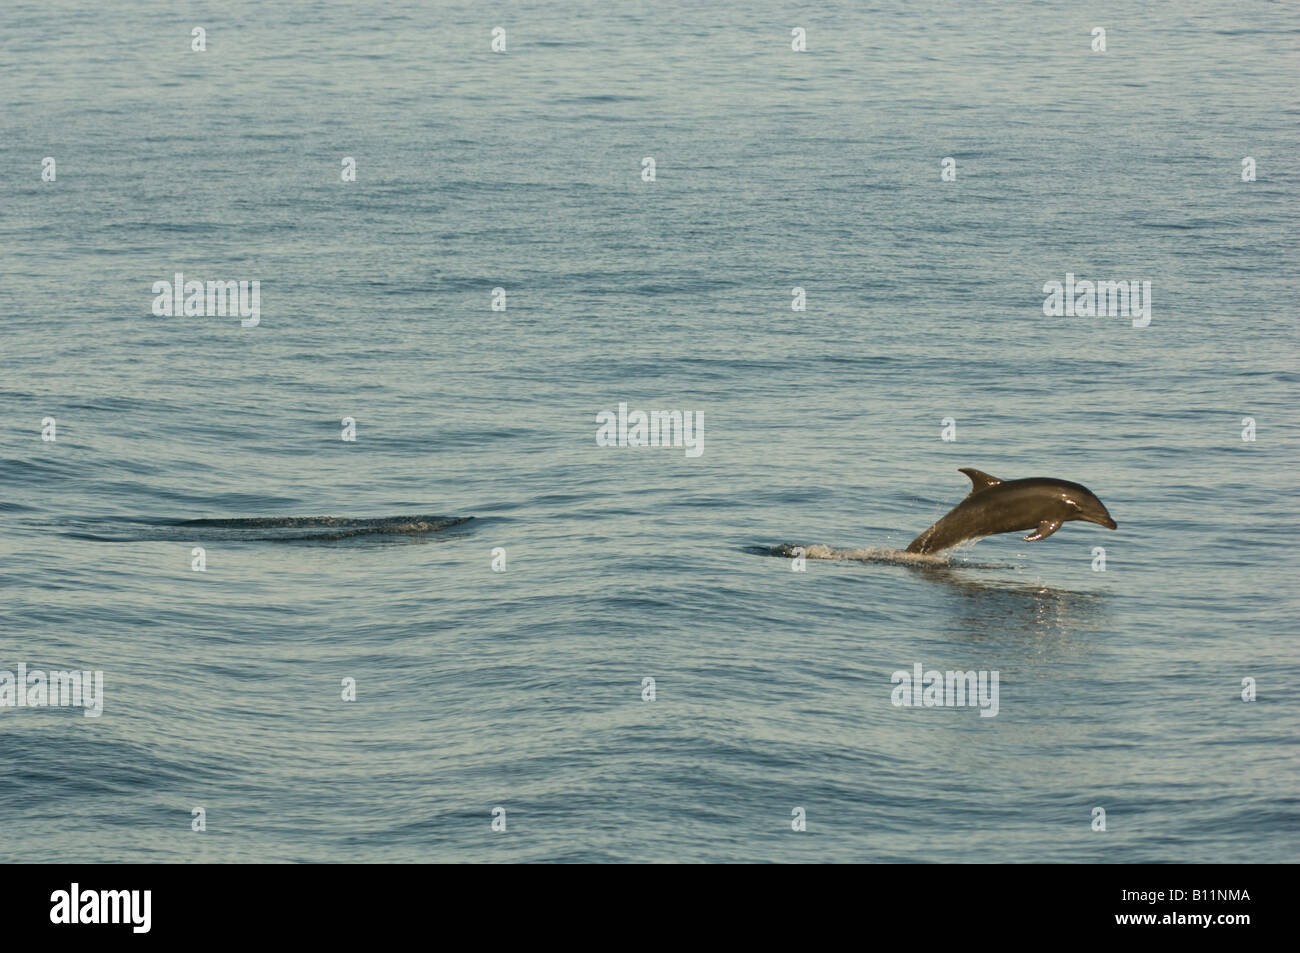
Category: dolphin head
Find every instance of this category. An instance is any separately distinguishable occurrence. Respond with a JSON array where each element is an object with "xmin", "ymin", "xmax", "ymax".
[{"xmin": 1061, "ymin": 484, "xmax": 1117, "ymax": 530}]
